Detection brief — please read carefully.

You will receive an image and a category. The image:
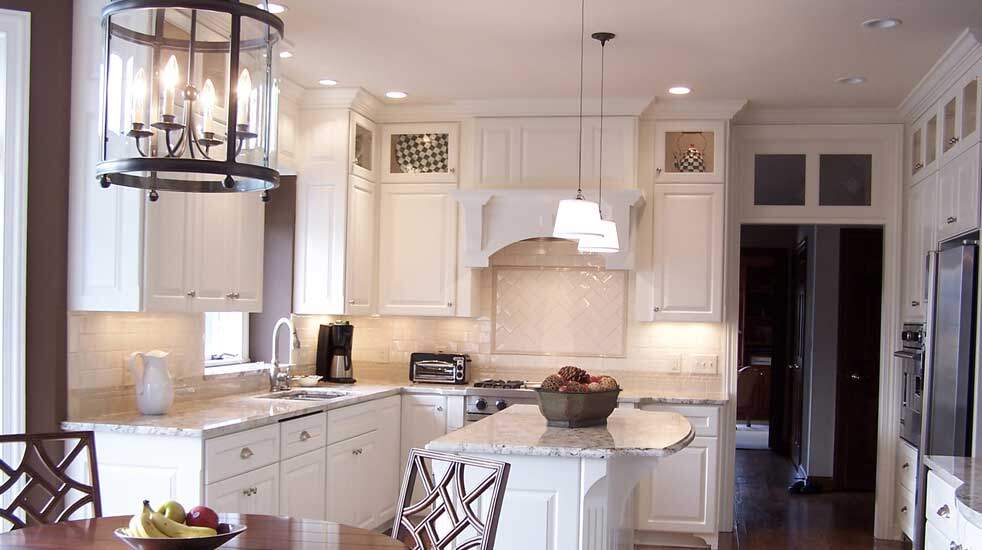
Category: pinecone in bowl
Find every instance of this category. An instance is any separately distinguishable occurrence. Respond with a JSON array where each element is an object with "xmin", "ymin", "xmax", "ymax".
[
  {"xmin": 558, "ymin": 366, "xmax": 590, "ymax": 384},
  {"xmin": 541, "ymin": 374, "xmax": 565, "ymax": 392}
]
